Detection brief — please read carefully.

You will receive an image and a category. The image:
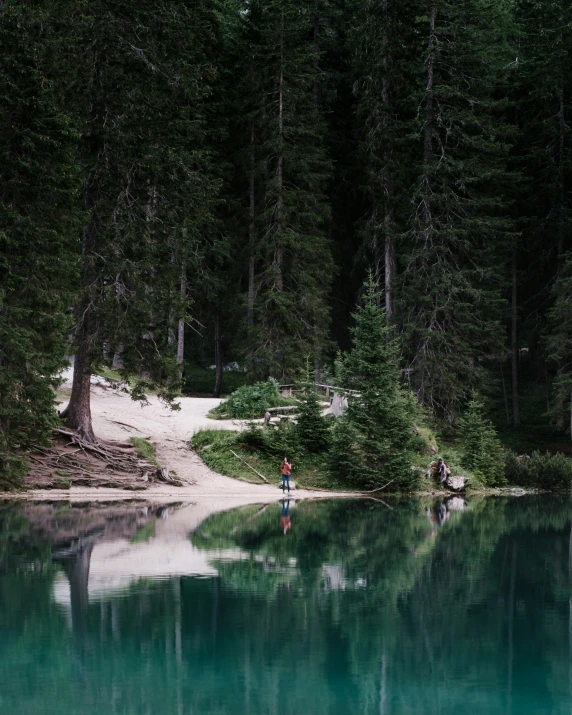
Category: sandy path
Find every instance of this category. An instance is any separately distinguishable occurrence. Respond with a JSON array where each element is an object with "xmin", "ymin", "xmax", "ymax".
[{"xmin": 27, "ymin": 380, "xmax": 360, "ymax": 505}]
